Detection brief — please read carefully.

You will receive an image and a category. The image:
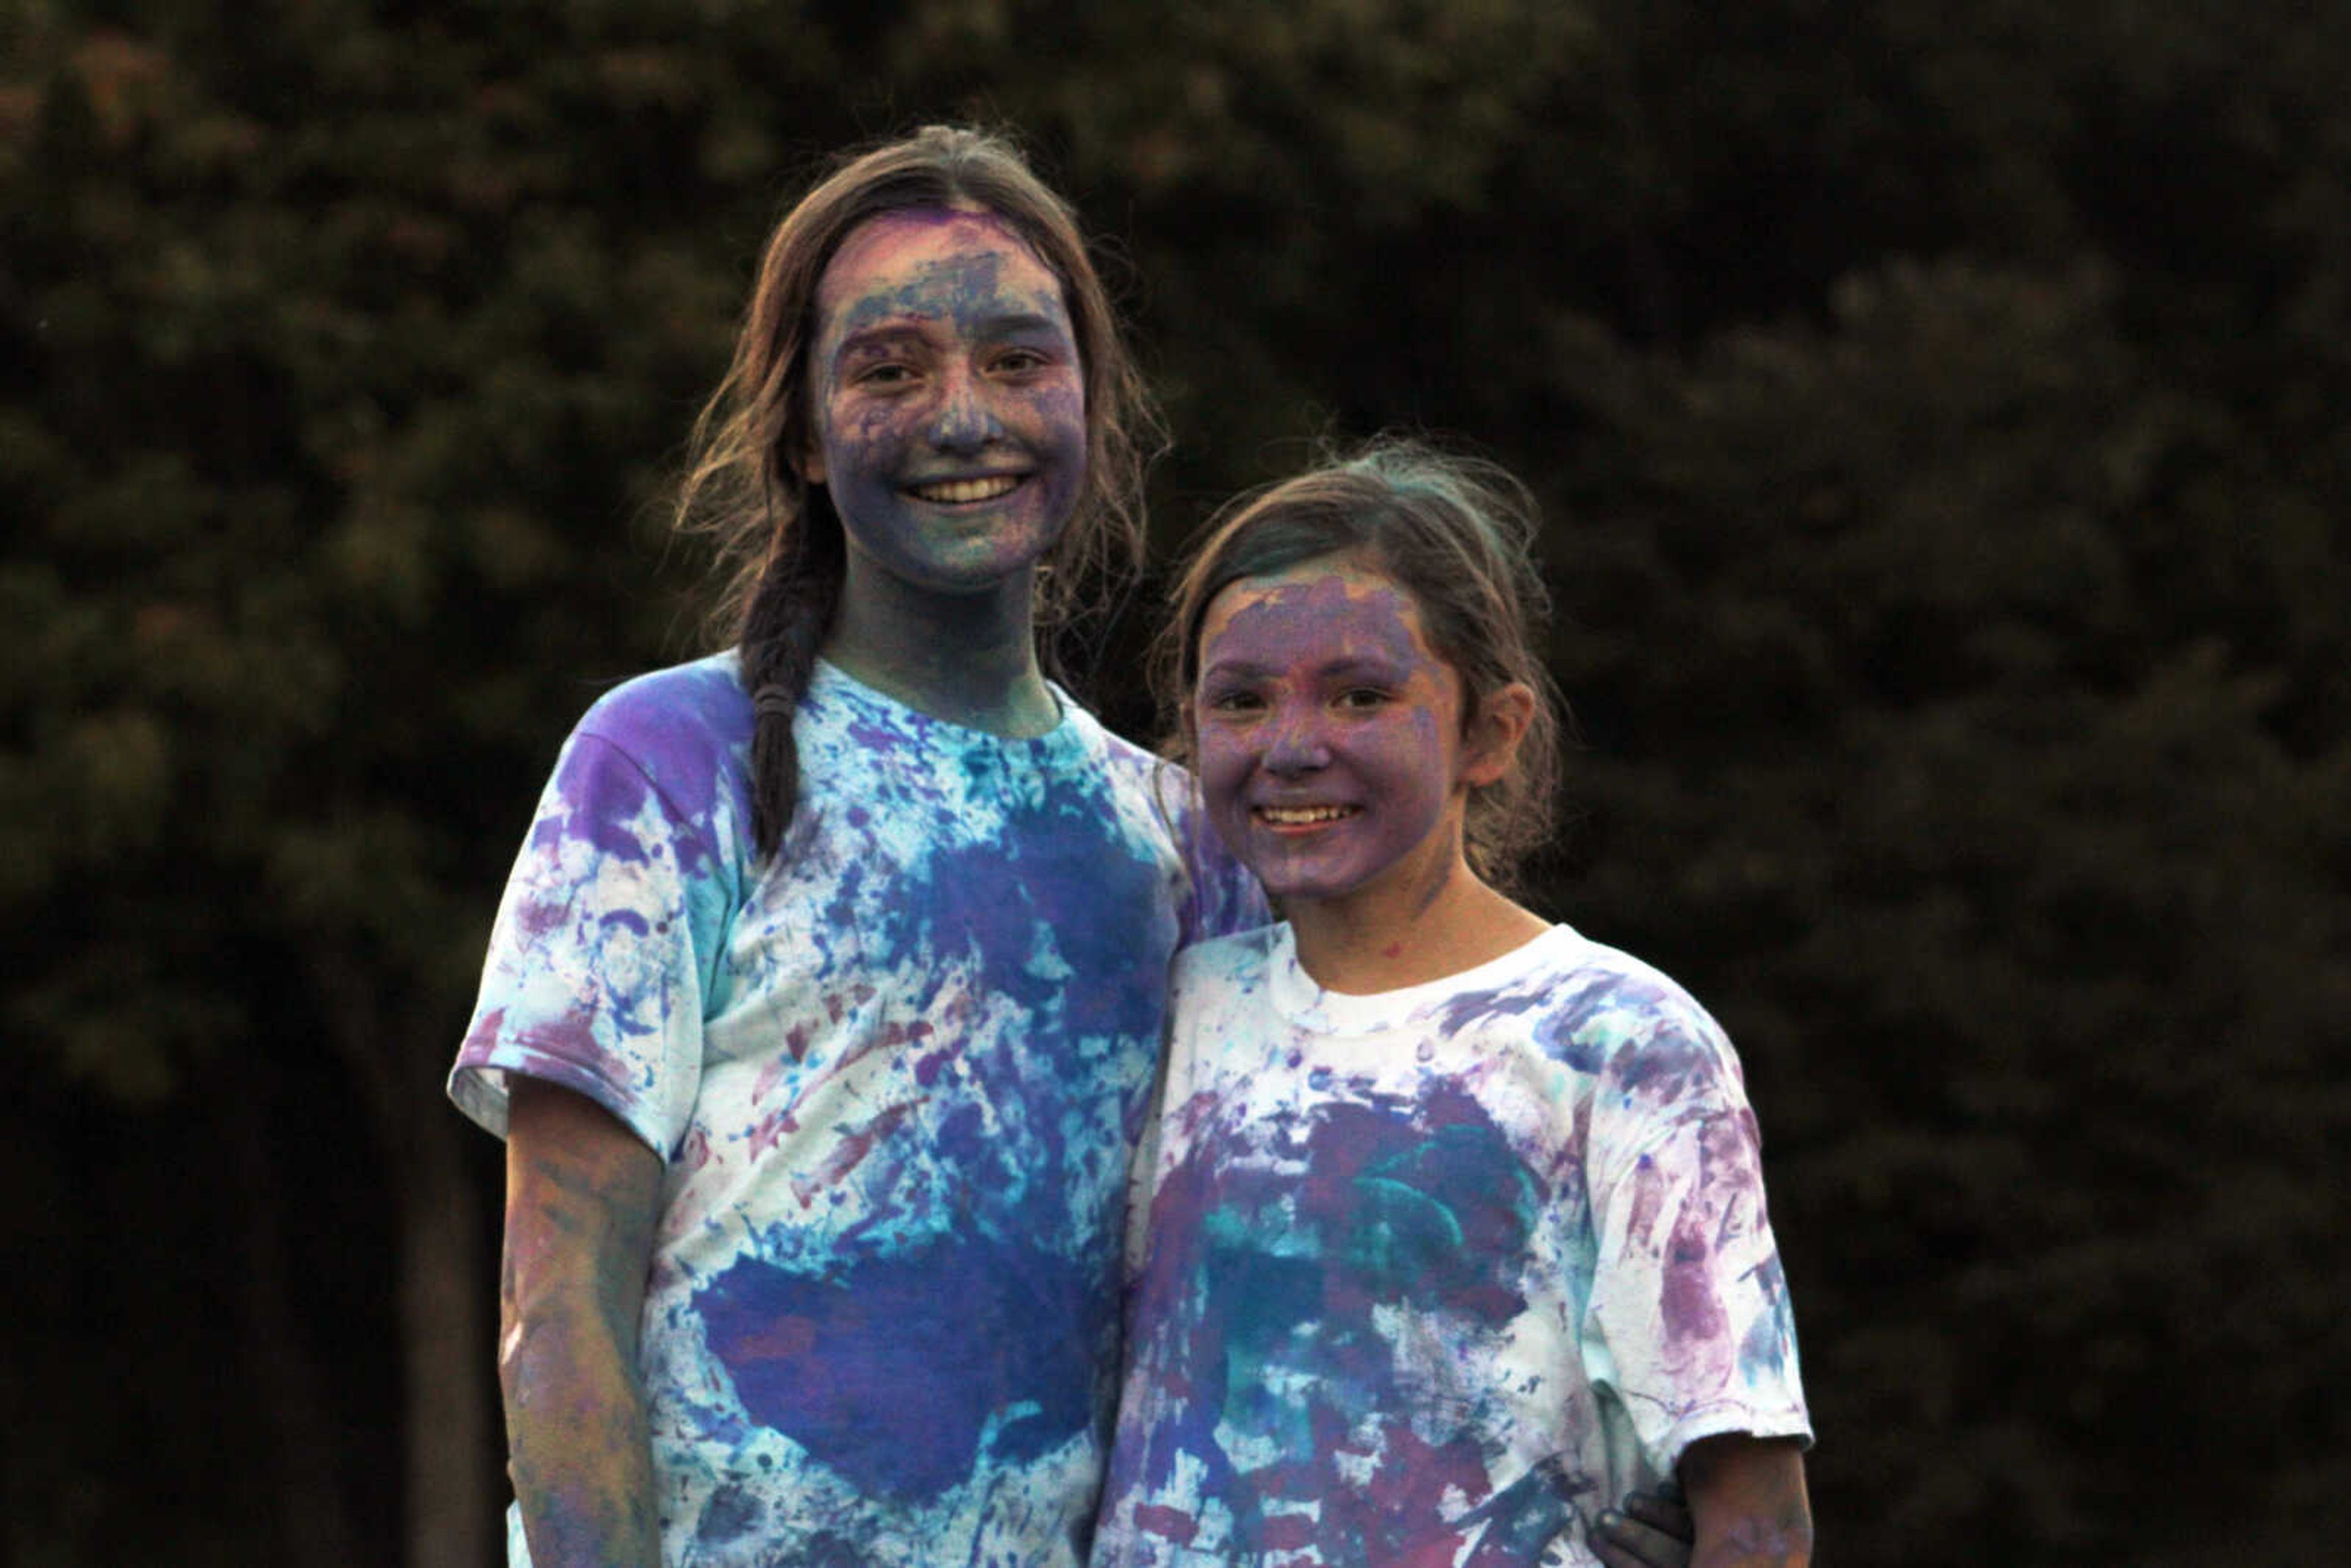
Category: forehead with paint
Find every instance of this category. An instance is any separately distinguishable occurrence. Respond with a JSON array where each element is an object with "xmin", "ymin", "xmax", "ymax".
[
  {"xmin": 1194, "ymin": 557, "xmax": 1457, "ymax": 705},
  {"xmin": 810, "ymin": 205, "xmax": 1078, "ymax": 388}
]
